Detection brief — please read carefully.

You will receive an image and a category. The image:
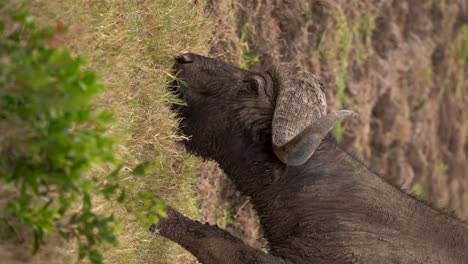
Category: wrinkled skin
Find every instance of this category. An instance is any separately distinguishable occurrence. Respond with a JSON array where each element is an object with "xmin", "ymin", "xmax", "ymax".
[{"xmin": 153, "ymin": 53, "xmax": 468, "ymax": 264}]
